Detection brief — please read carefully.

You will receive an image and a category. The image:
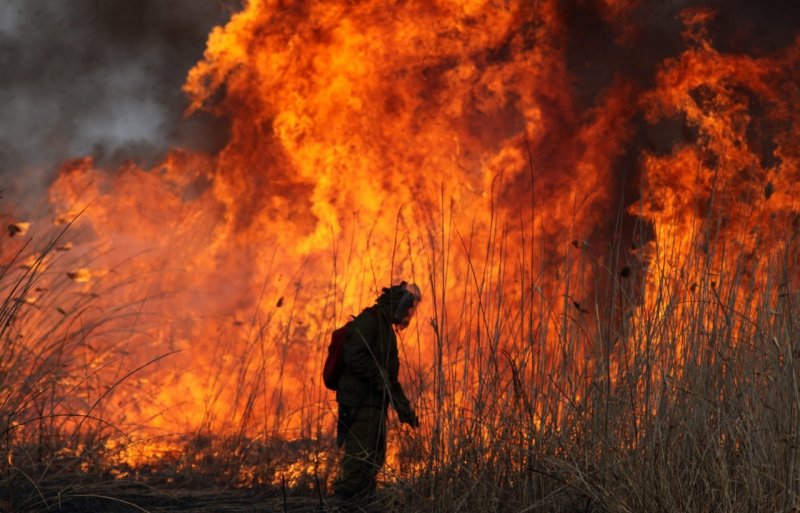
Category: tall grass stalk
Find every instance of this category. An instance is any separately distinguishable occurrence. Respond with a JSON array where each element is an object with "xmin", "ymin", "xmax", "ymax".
[{"xmin": 3, "ymin": 168, "xmax": 798, "ymax": 513}]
